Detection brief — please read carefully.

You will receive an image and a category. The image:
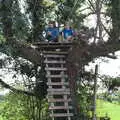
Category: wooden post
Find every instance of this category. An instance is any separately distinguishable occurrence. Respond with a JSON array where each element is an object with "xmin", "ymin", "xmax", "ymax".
[{"xmin": 92, "ymin": 65, "xmax": 98, "ymax": 120}]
